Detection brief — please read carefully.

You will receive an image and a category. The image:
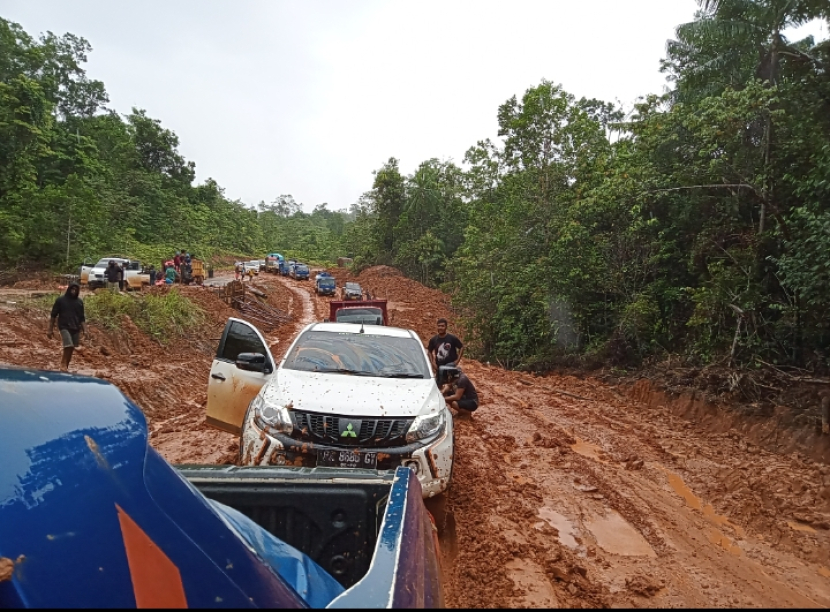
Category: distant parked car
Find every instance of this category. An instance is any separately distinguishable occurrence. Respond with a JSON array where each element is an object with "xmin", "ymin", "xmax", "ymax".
[
  {"xmin": 81, "ymin": 257, "xmax": 150, "ymax": 290},
  {"xmin": 343, "ymin": 282, "xmax": 363, "ymax": 300}
]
